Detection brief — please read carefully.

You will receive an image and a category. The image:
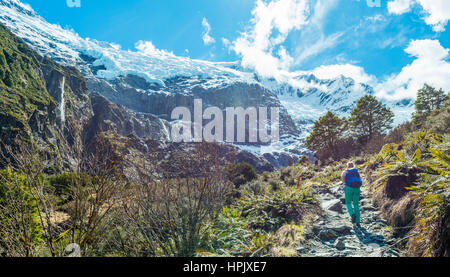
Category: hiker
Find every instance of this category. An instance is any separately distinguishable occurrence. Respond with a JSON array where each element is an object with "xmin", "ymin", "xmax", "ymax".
[{"xmin": 342, "ymin": 162, "xmax": 363, "ymax": 227}]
